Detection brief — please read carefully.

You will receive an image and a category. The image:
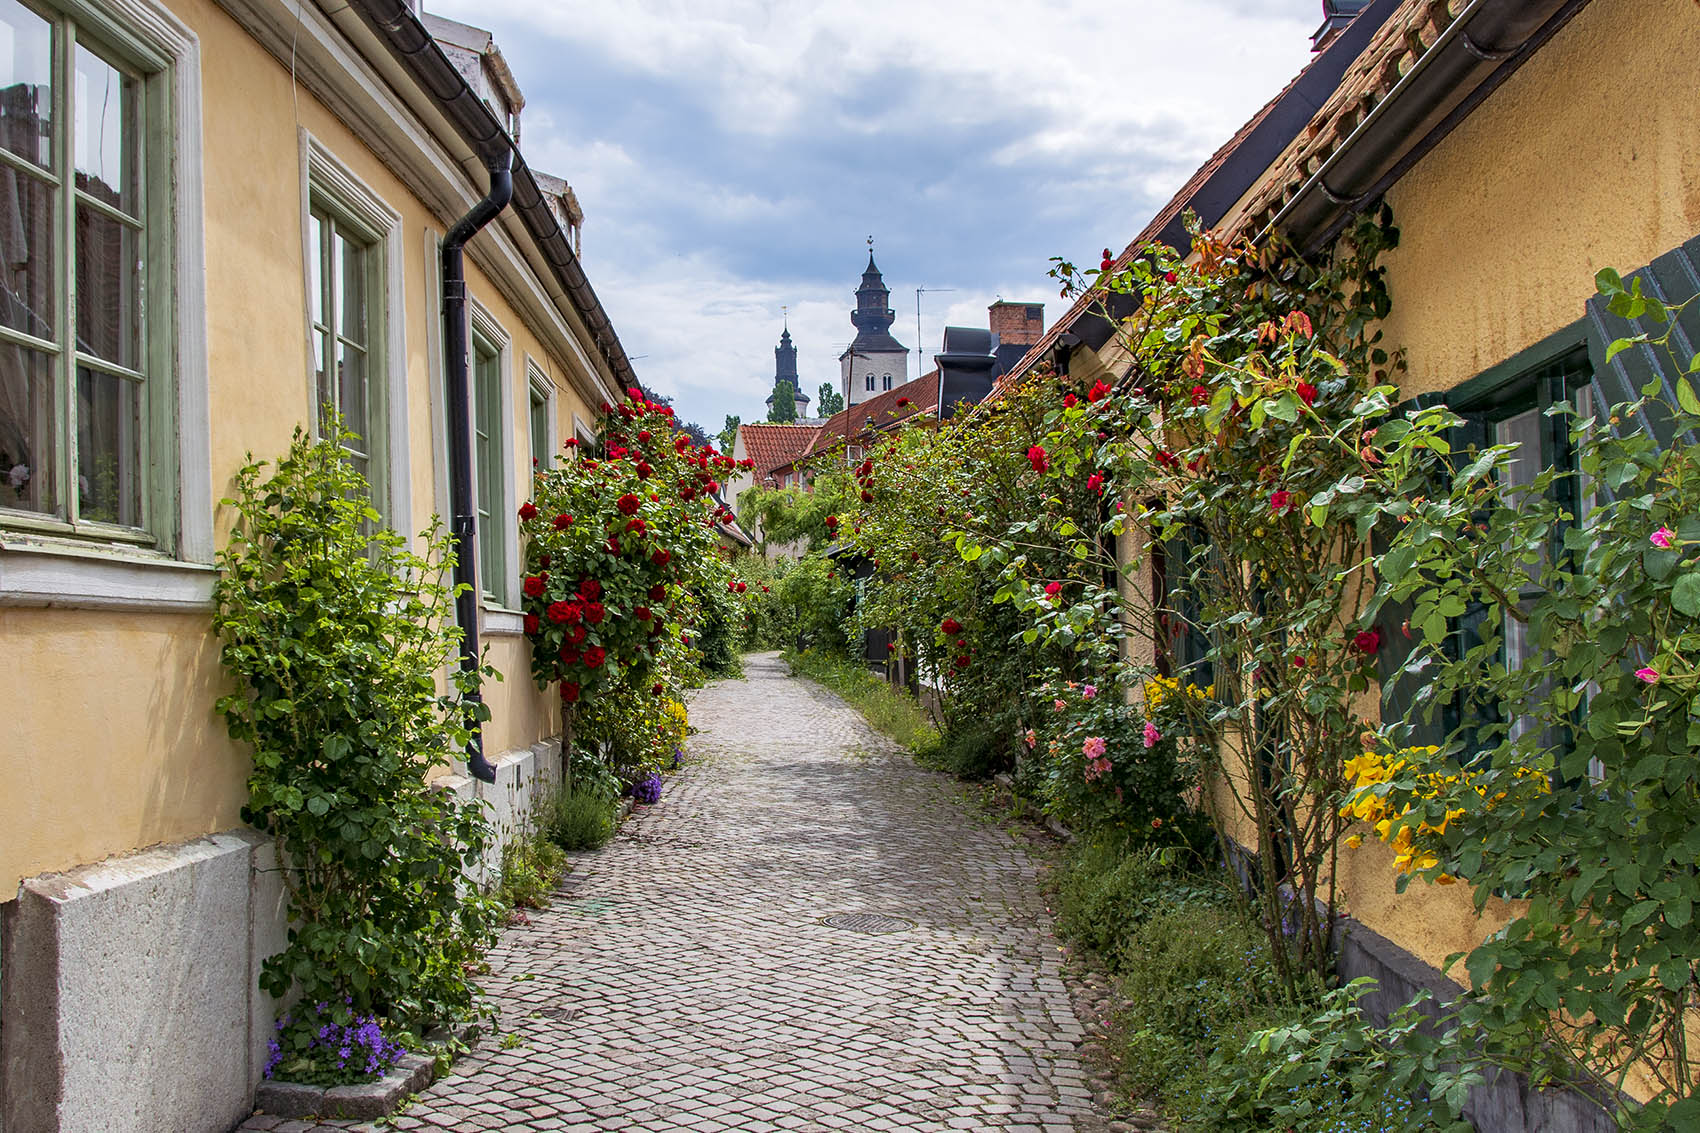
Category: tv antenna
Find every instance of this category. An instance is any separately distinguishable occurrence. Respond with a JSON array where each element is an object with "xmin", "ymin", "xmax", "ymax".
[{"xmin": 916, "ymin": 287, "xmax": 956, "ymax": 376}]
